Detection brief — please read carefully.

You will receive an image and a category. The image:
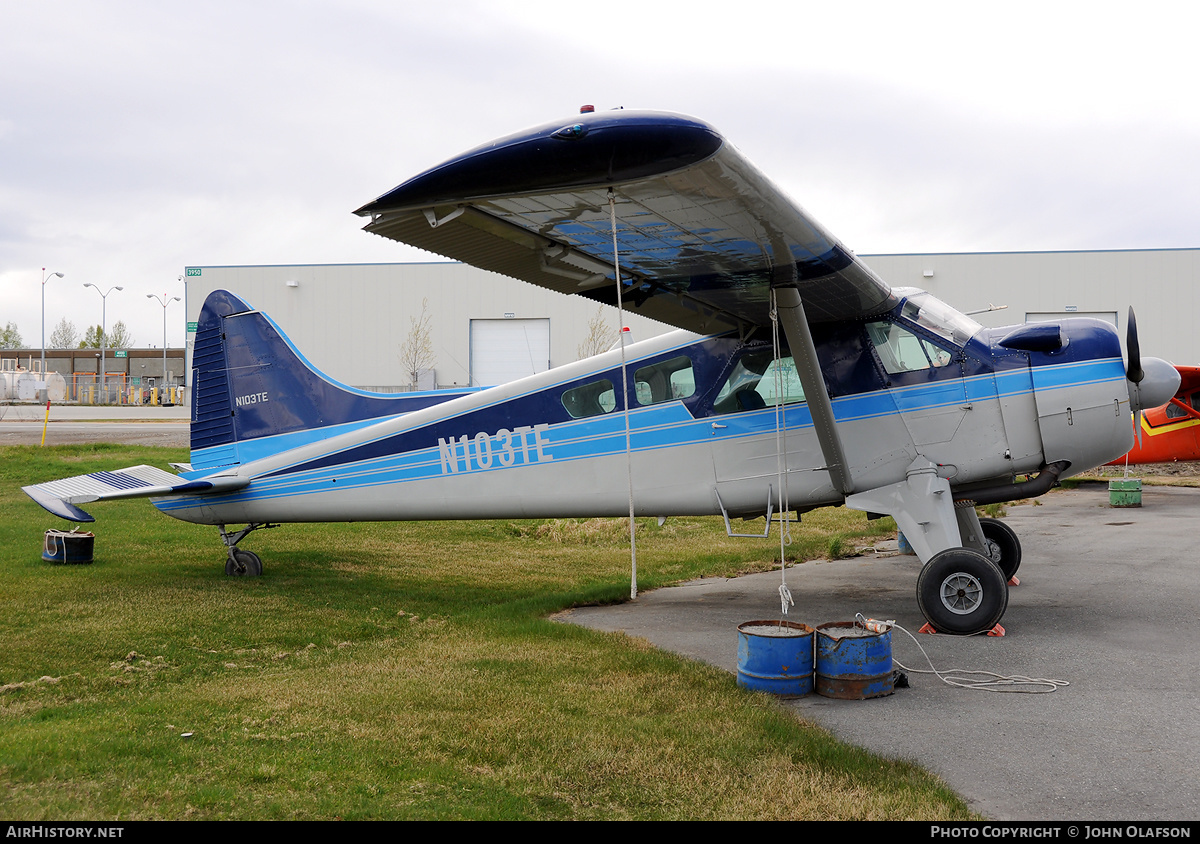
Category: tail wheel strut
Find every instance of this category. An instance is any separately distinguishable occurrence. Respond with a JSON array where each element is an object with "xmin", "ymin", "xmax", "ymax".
[{"xmin": 218, "ymin": 523, "xmax": 278, "ymax": 577}]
